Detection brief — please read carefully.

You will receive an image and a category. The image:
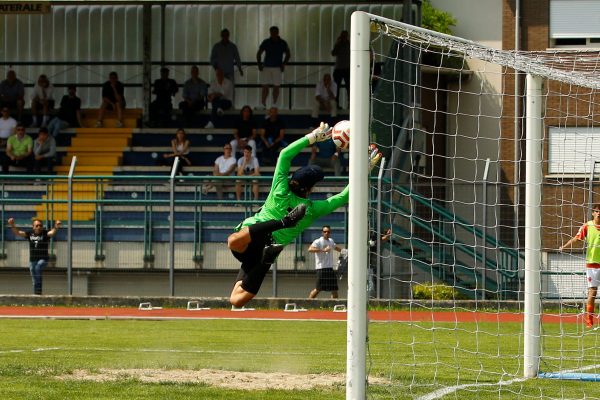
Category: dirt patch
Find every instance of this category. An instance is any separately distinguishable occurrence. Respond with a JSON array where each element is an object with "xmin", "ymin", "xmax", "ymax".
[{"xmin": 57, "ymin": 368, "xmax": 352, "ymax": 390}]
